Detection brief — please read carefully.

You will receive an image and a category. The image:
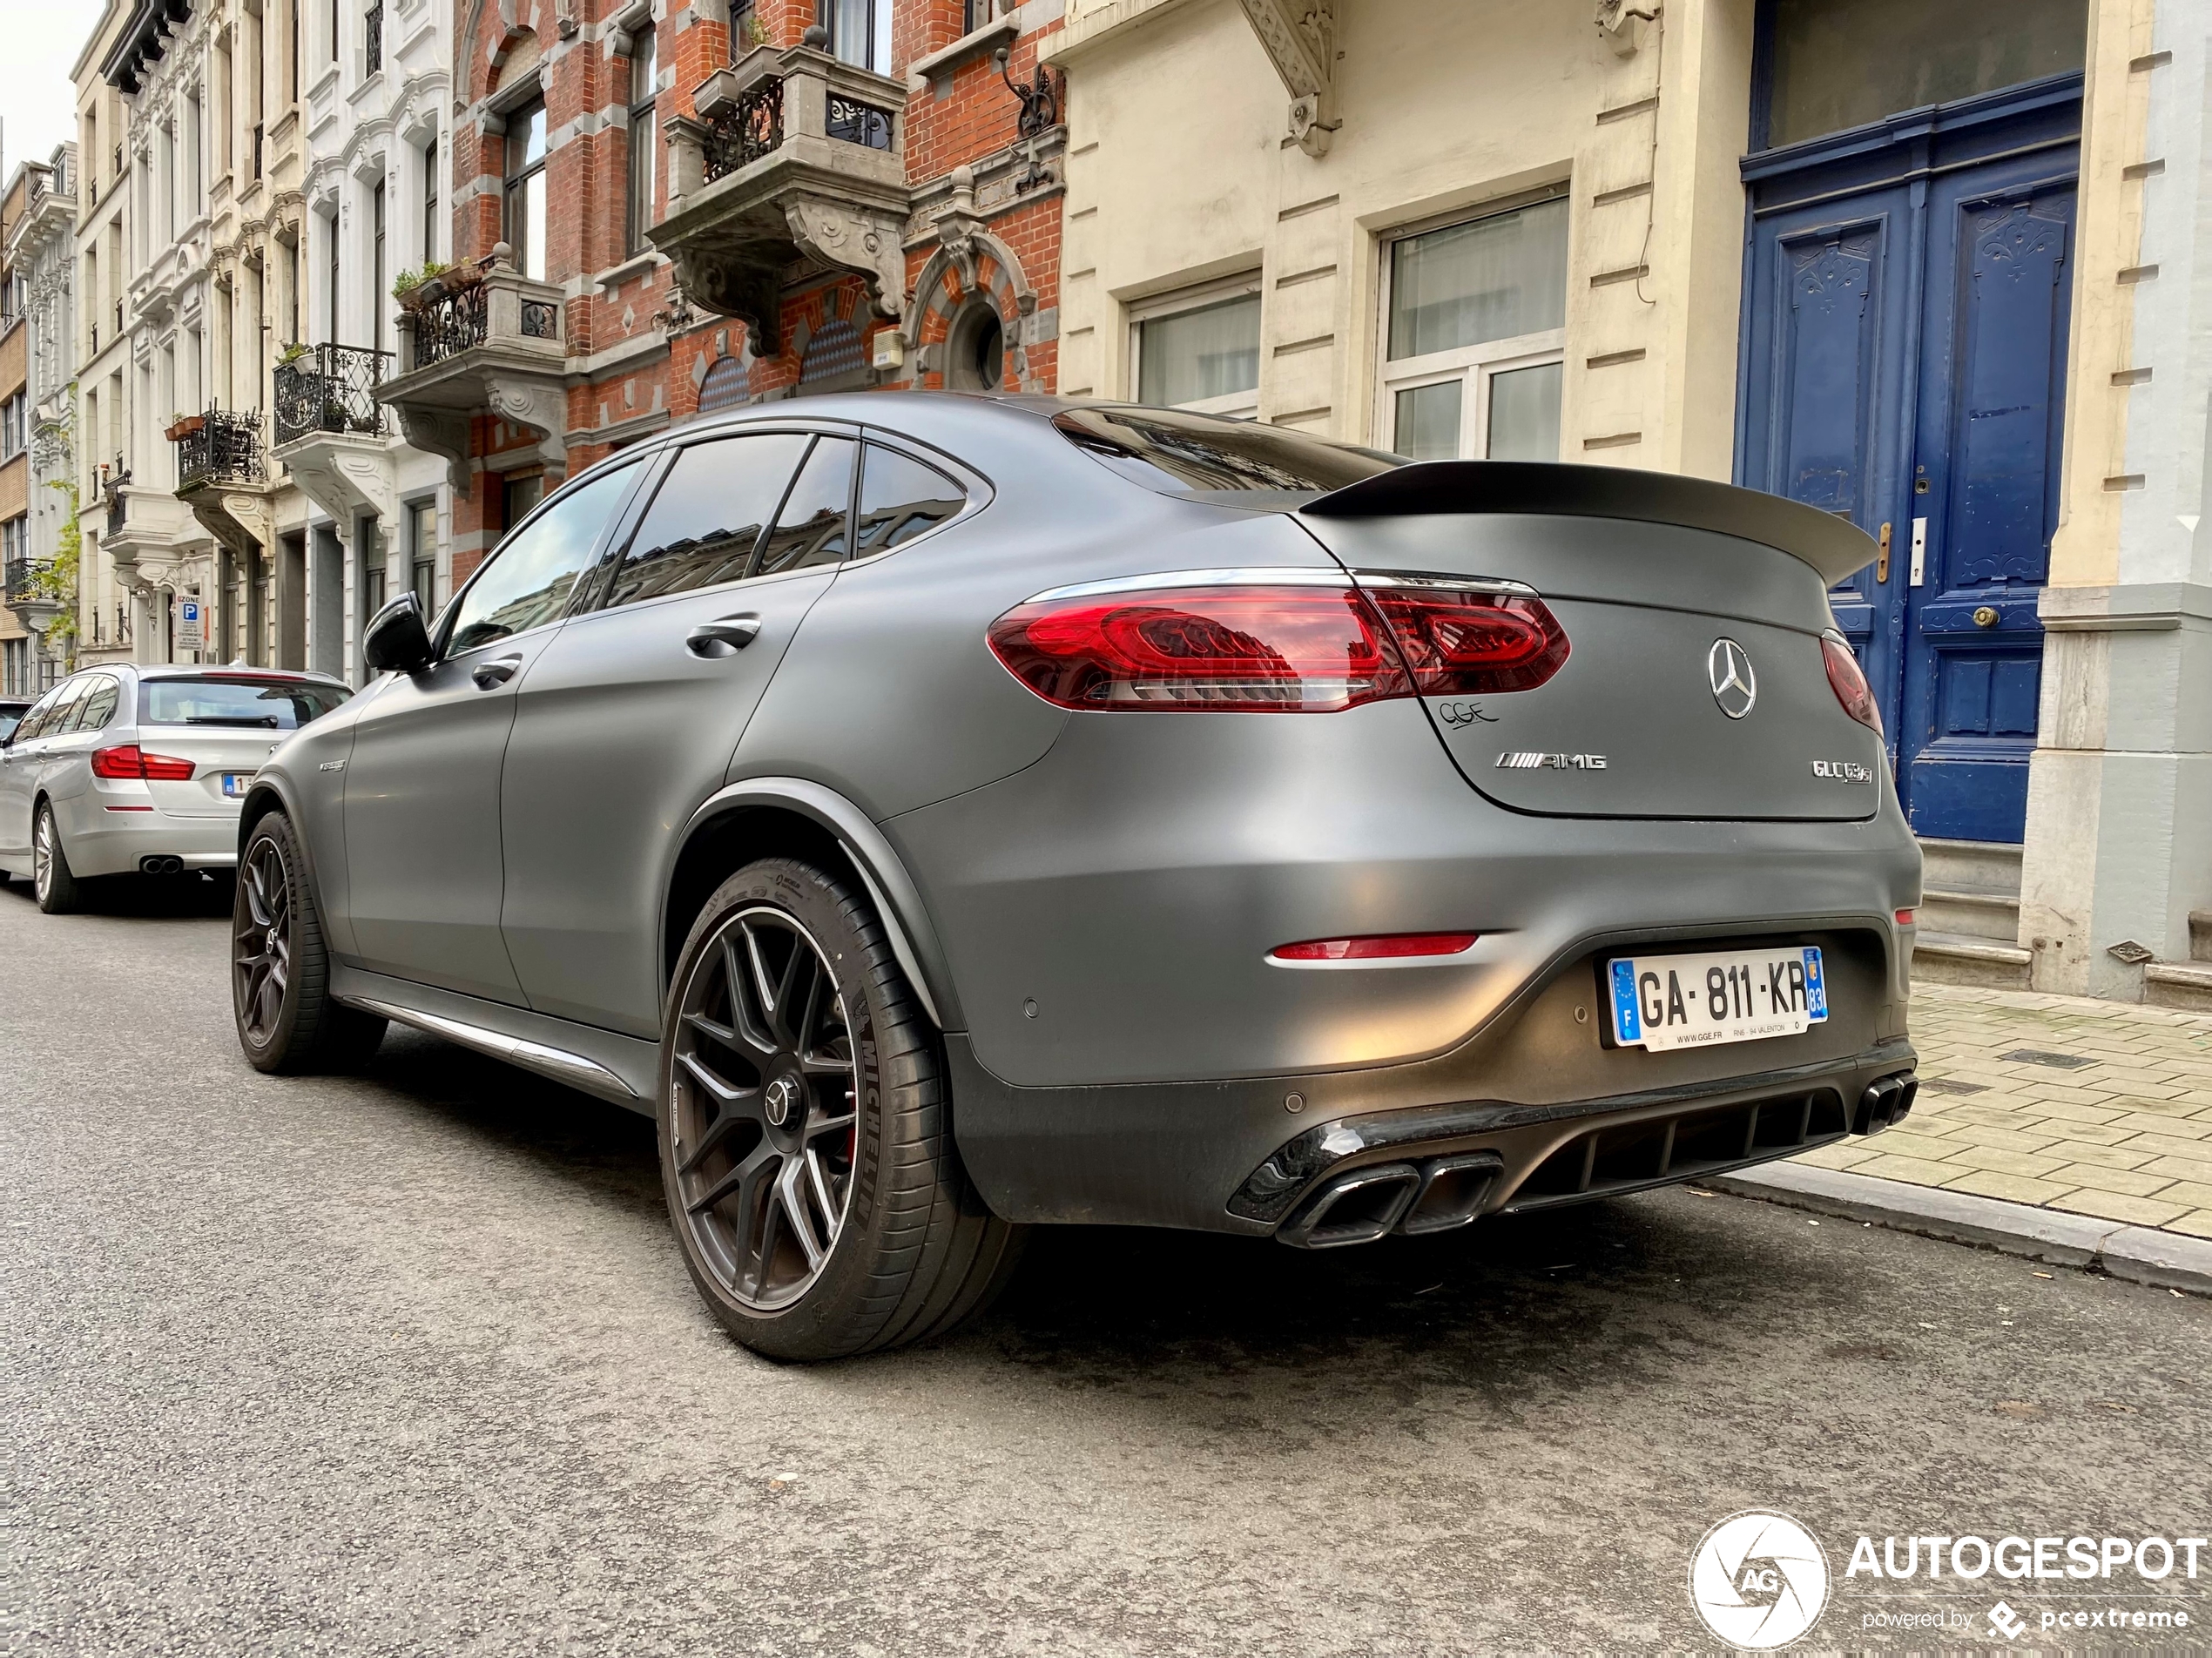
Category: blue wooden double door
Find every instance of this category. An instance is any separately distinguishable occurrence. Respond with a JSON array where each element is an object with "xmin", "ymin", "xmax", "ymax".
[{"xmin": 1737, "ymin": 77, "xmax": 2080, "ymax": 843}]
